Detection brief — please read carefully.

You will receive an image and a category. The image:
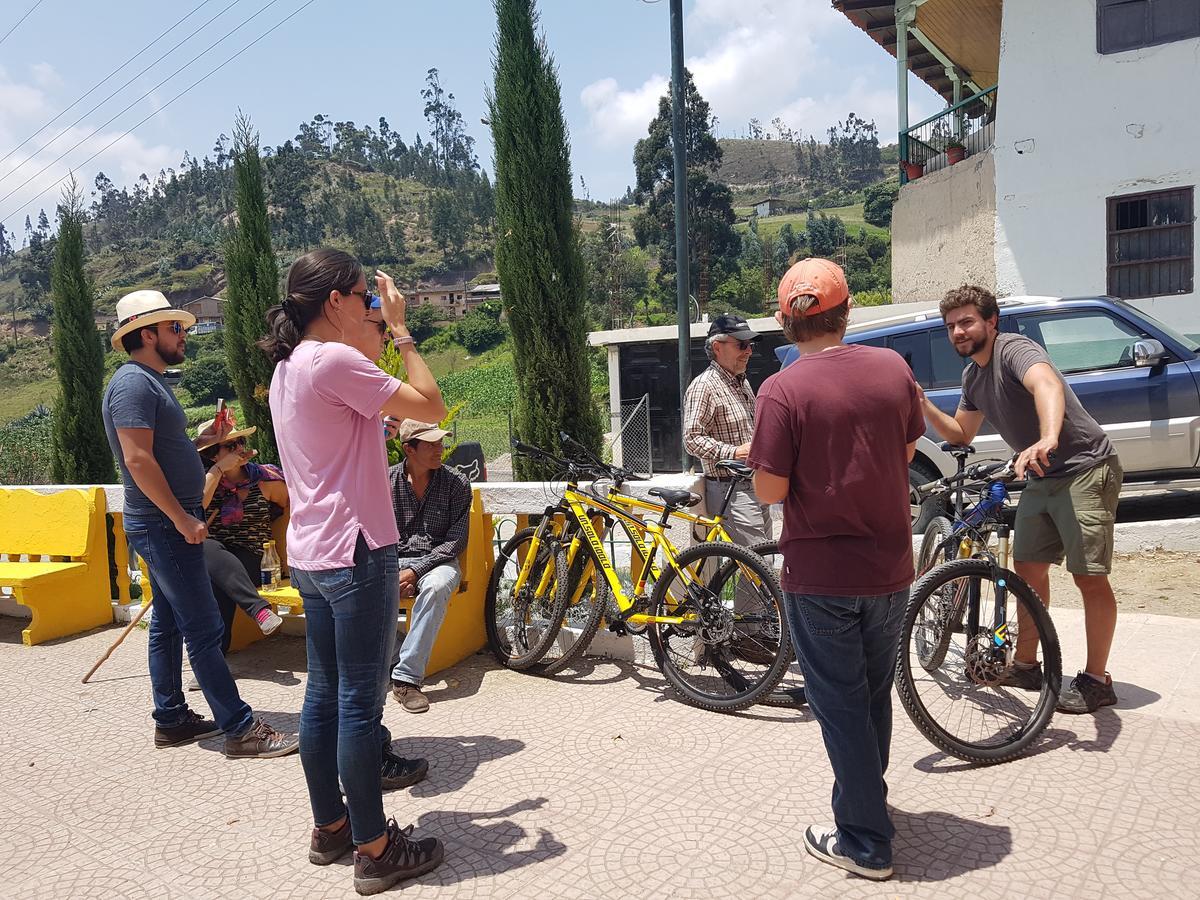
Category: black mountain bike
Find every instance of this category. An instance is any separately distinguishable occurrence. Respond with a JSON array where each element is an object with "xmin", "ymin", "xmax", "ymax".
[{"xmin": 896, "ymin": 444, "xmax": 1062, "ymax": 764}]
